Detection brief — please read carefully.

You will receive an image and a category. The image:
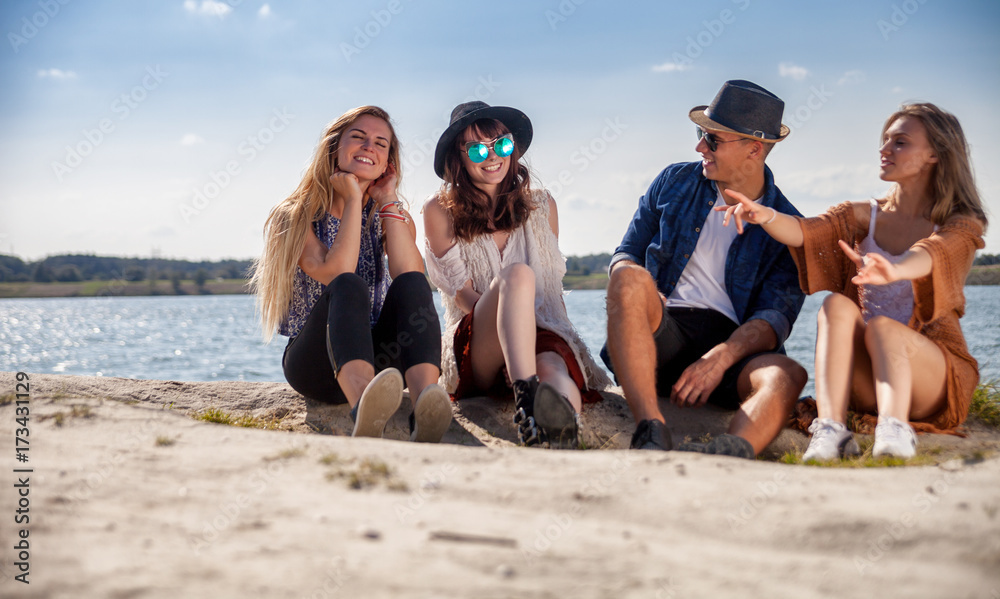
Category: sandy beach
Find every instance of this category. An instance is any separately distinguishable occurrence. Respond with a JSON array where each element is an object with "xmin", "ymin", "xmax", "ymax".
[{"xmin": 1, "ymin": 372, "xmax": 999, "ymax": 599}]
